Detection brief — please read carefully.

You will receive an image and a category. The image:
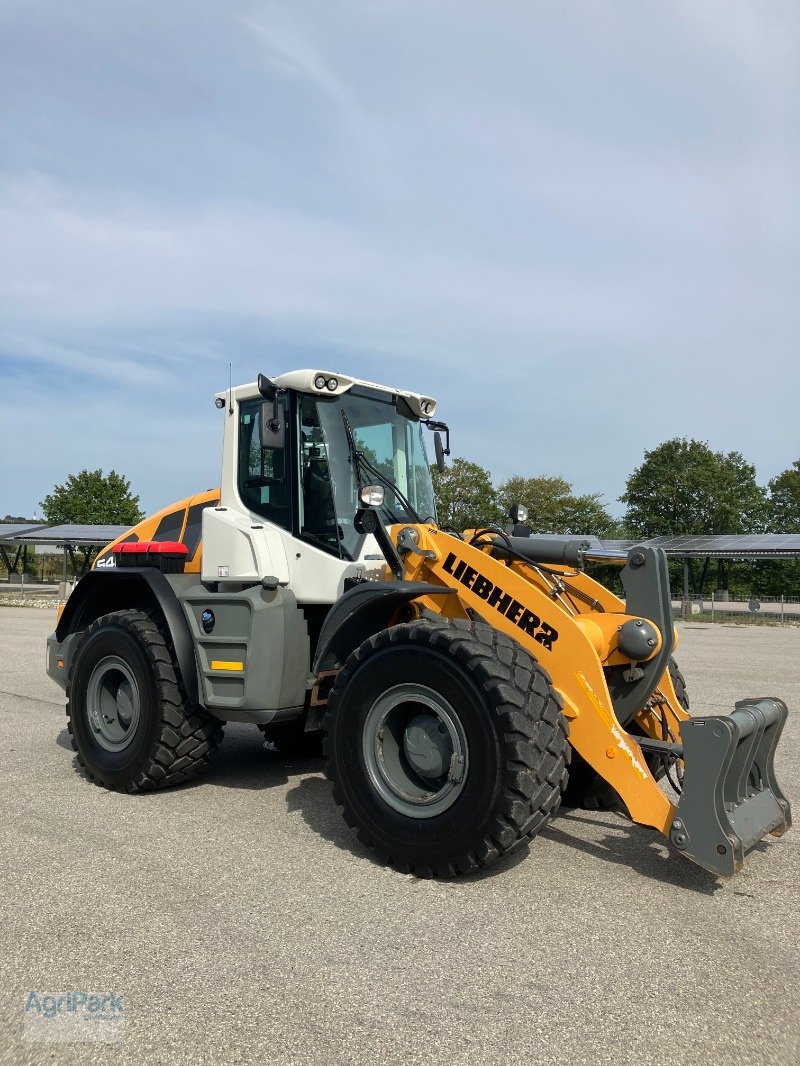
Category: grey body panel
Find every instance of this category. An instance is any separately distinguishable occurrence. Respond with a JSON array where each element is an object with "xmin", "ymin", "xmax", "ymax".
[
  {"xmin": 172, "ymin": 576, "xmax": 310, "ymax": 723},
  {"xmin": 46, "ymin": 569, "xmax": 311, "ymax": 725},
  {"xmin": 46, "ymin": 630, "xmax": 84, "ymax": 691}
]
